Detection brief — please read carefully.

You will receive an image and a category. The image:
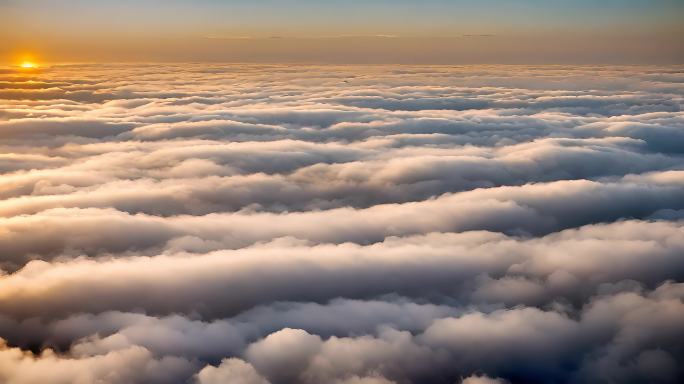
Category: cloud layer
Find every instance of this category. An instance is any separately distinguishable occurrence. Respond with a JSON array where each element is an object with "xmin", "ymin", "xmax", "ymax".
[{"xmin": 0, "ymin": 64, "xmax": 683, "ymax": 383}]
